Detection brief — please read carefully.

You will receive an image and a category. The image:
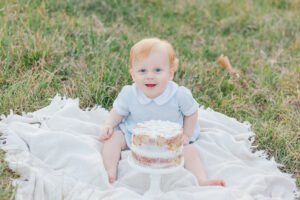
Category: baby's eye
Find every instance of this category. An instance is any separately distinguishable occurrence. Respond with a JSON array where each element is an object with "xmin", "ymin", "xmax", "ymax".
[
  {"xmin": 155, "ymin": 68, "xmax": 161, "ymax": 72},
  {"xmin": 140, "ymin": 69, "xmax": 146, "ymax": 73}
]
